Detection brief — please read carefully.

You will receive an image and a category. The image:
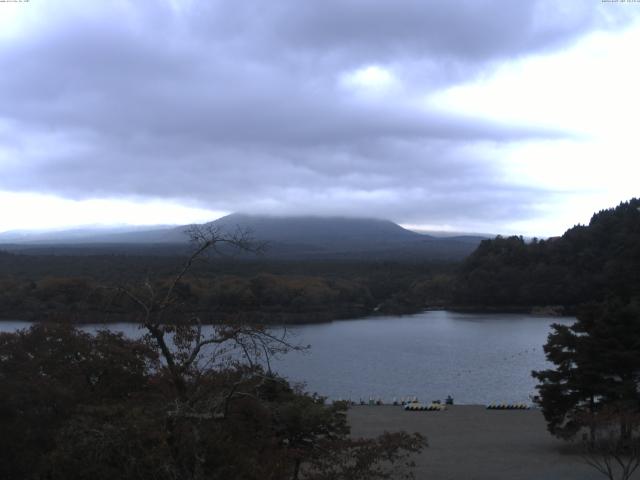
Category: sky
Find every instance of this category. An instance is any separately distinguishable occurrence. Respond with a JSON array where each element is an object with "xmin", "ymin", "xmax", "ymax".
[{"xmin": 0, "ymin": 0, "xmax": 638, "ymax": 236}]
